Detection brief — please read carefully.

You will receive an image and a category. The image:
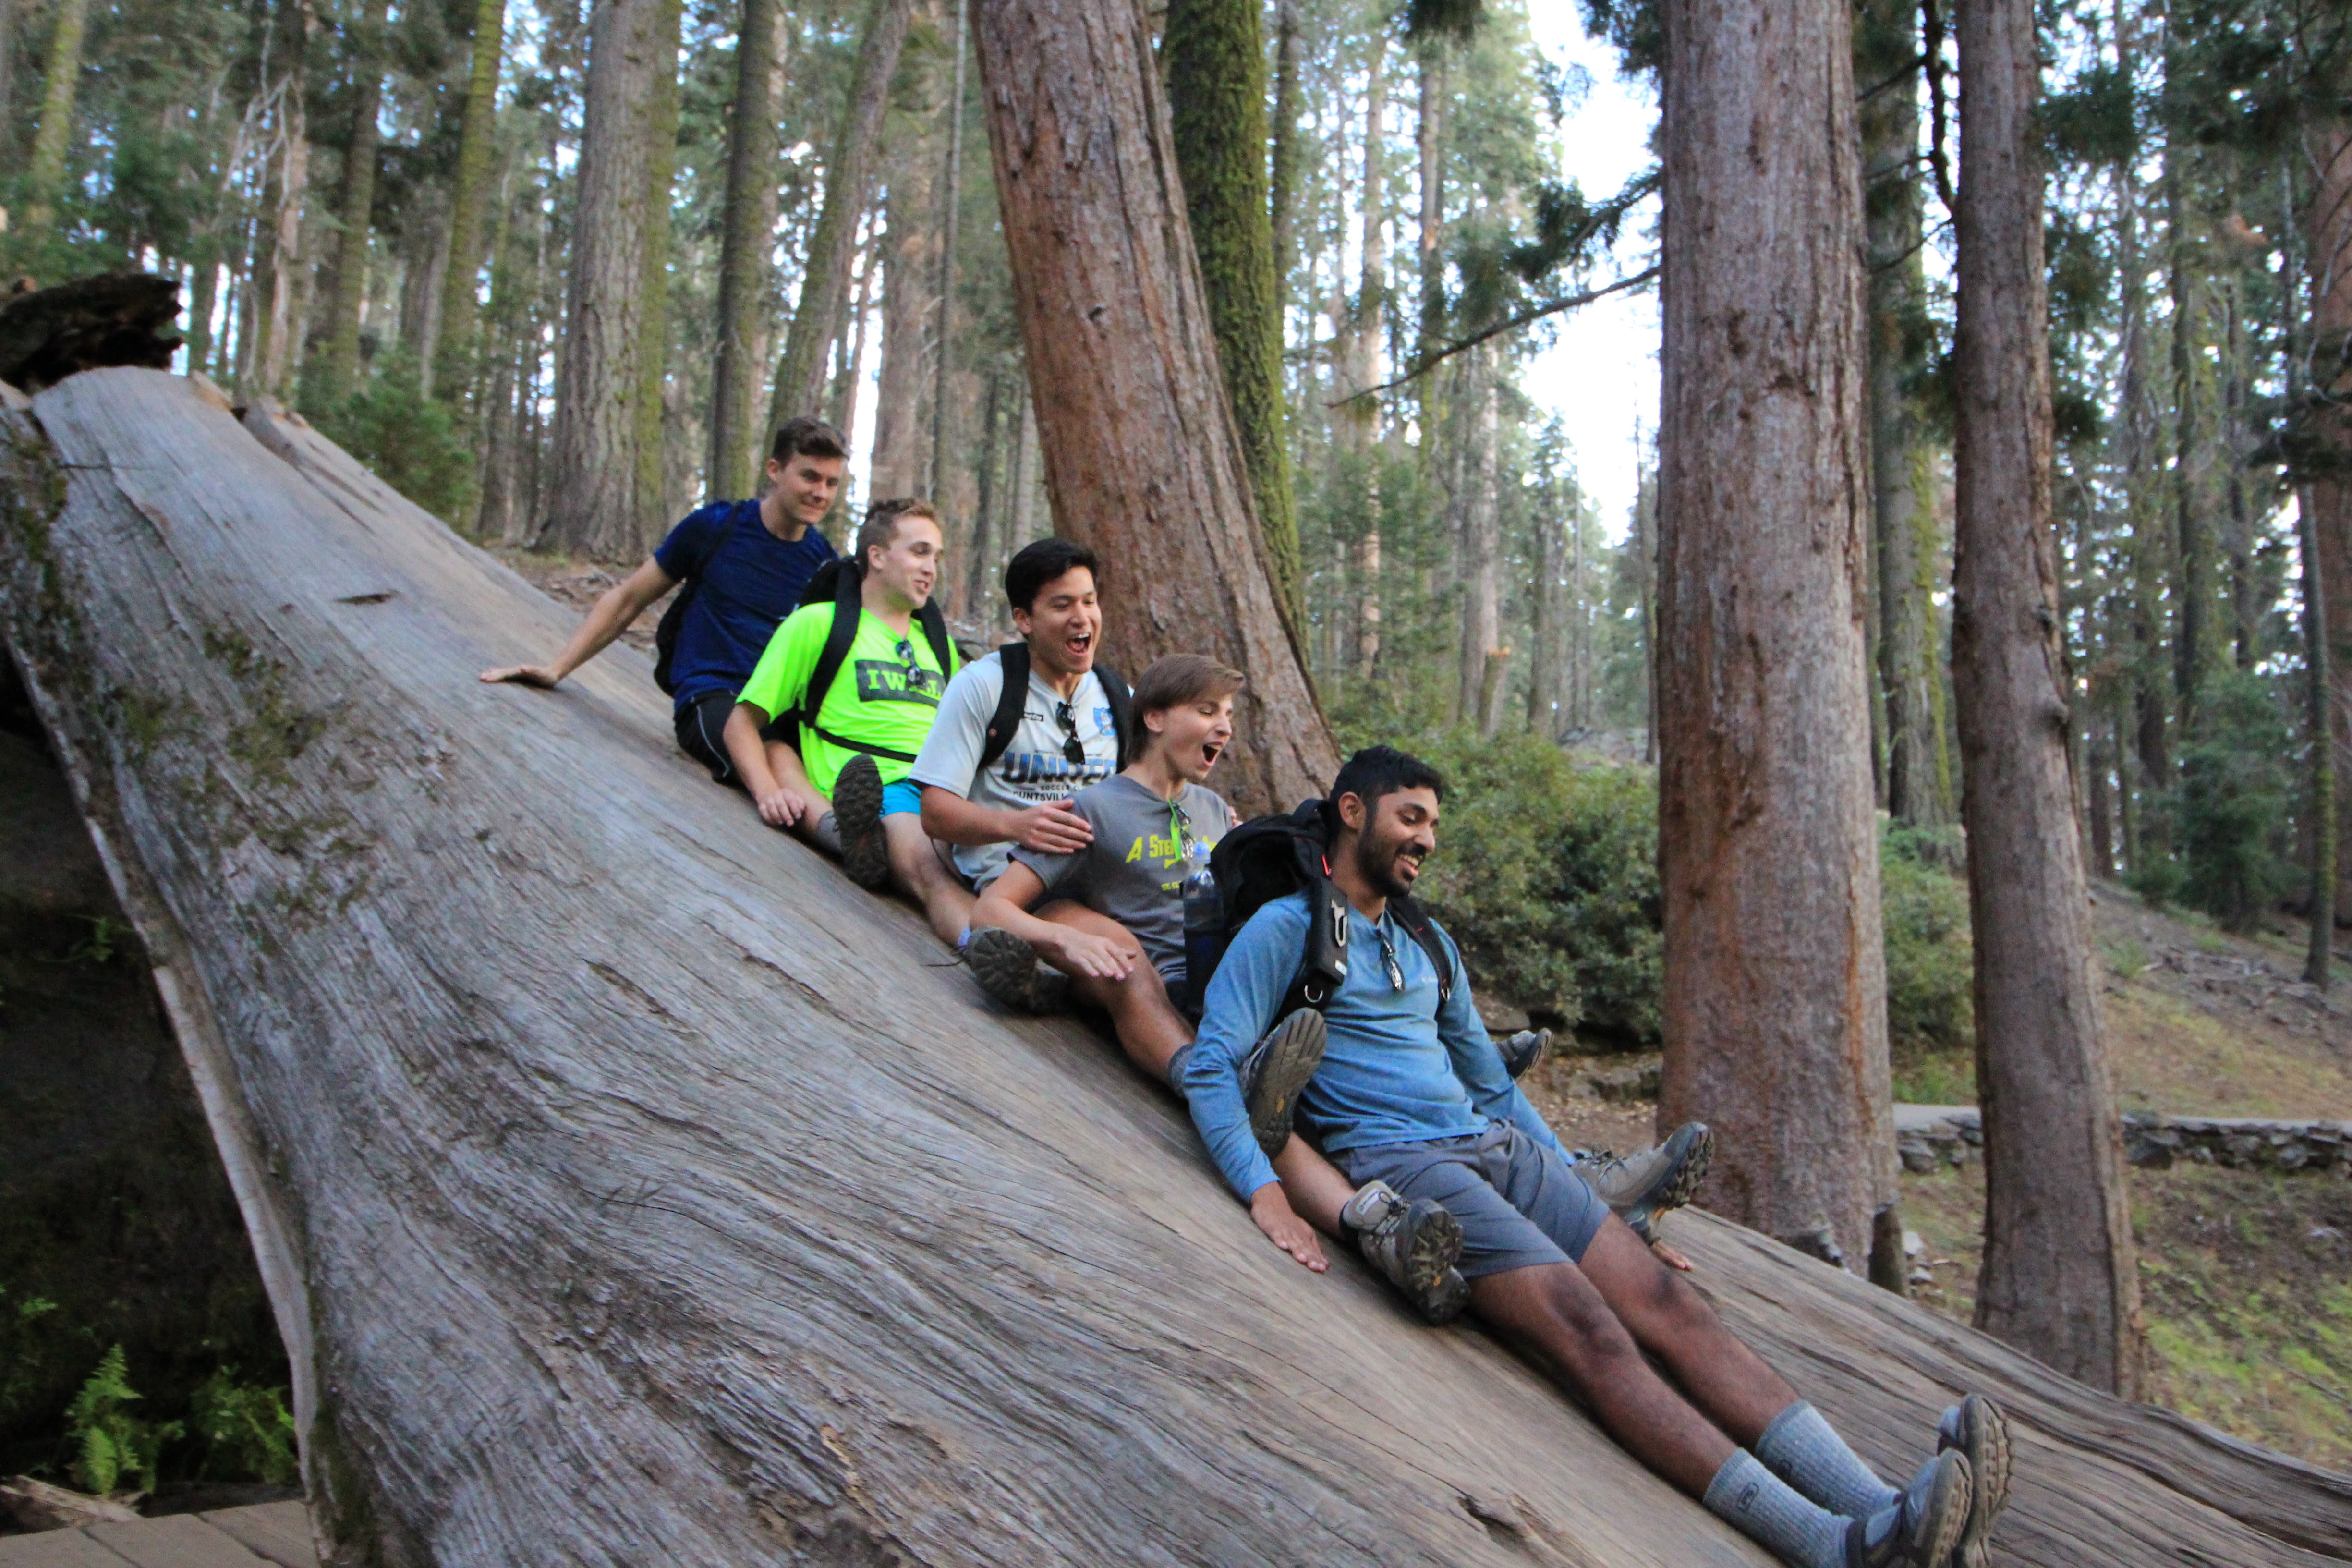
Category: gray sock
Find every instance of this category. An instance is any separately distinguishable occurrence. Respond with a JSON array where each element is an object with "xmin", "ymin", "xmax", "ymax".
[
  {"xmin": 1755, "ymin": 1399, "xmax": 1900, "ymax": 1519},
  {"xmin": 1704, "ymin": 1449, "xmax": 1852, "ymax": 1568},
  {"xmin": 1163, "ymin": 1044, "xmax": 1193, "ymax": 1101},
  {"xmin": 809, "ymin": 810, "xmax": 842, "ymax": 857}
]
